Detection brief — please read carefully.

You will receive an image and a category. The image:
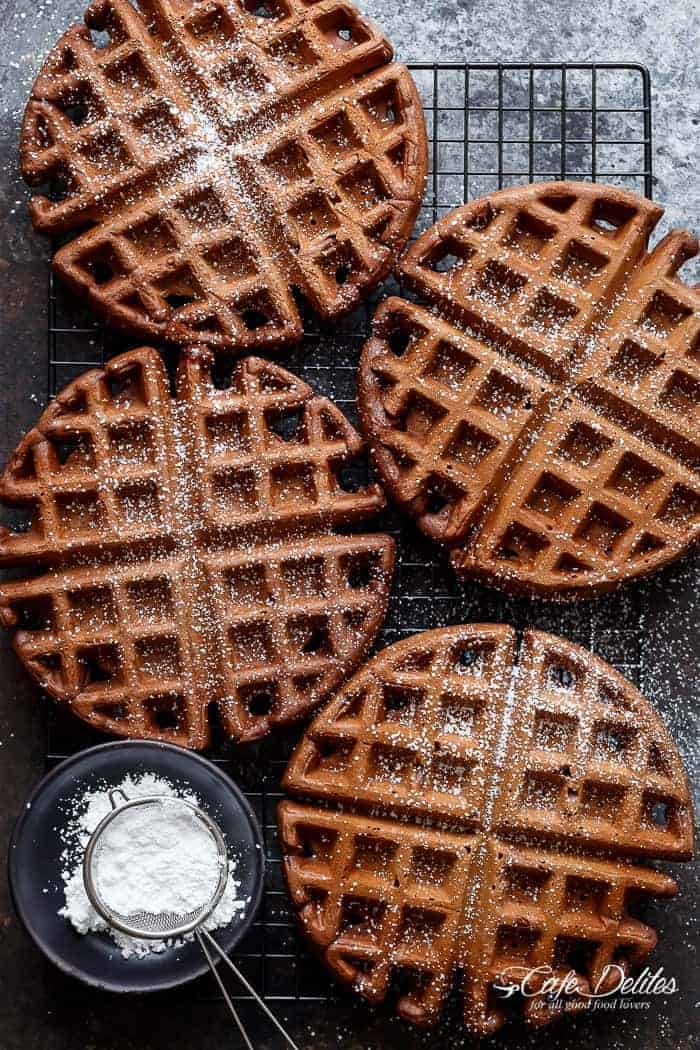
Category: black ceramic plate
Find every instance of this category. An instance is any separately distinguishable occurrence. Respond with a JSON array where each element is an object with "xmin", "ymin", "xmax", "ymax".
[{"xmin": 8, "ymin": 740, "xmax": 265, "ymax": 993}]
